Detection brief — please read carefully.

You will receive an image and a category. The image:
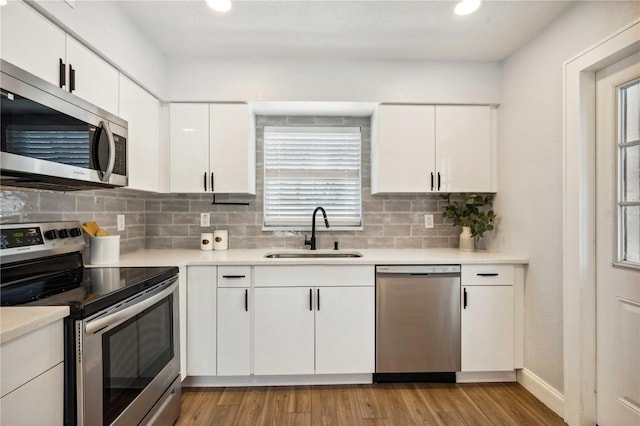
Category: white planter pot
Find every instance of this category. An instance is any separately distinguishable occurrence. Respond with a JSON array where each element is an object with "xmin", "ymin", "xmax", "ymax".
[{"xmin": 459, "ymin": 226, "xmax": 475, "ymax": 252}]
